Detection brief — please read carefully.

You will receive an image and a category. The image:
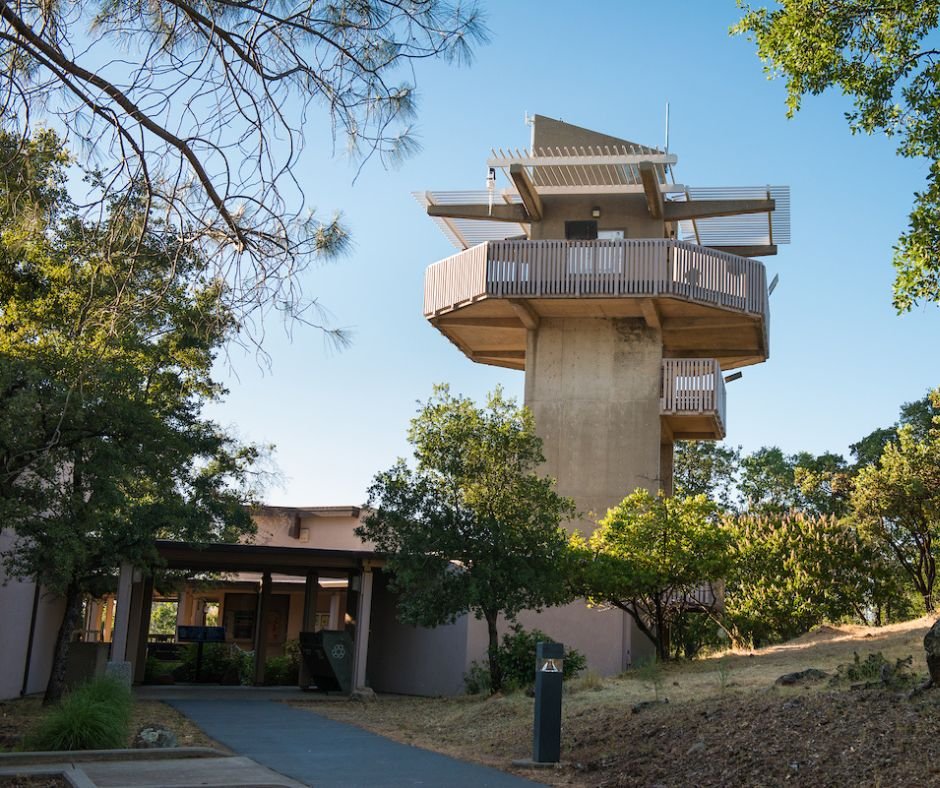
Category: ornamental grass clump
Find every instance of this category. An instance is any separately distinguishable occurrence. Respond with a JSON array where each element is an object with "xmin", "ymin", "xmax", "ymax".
[{"xmin": 23, "ymin": 677, "xmax": 132, "ymax": 751}]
